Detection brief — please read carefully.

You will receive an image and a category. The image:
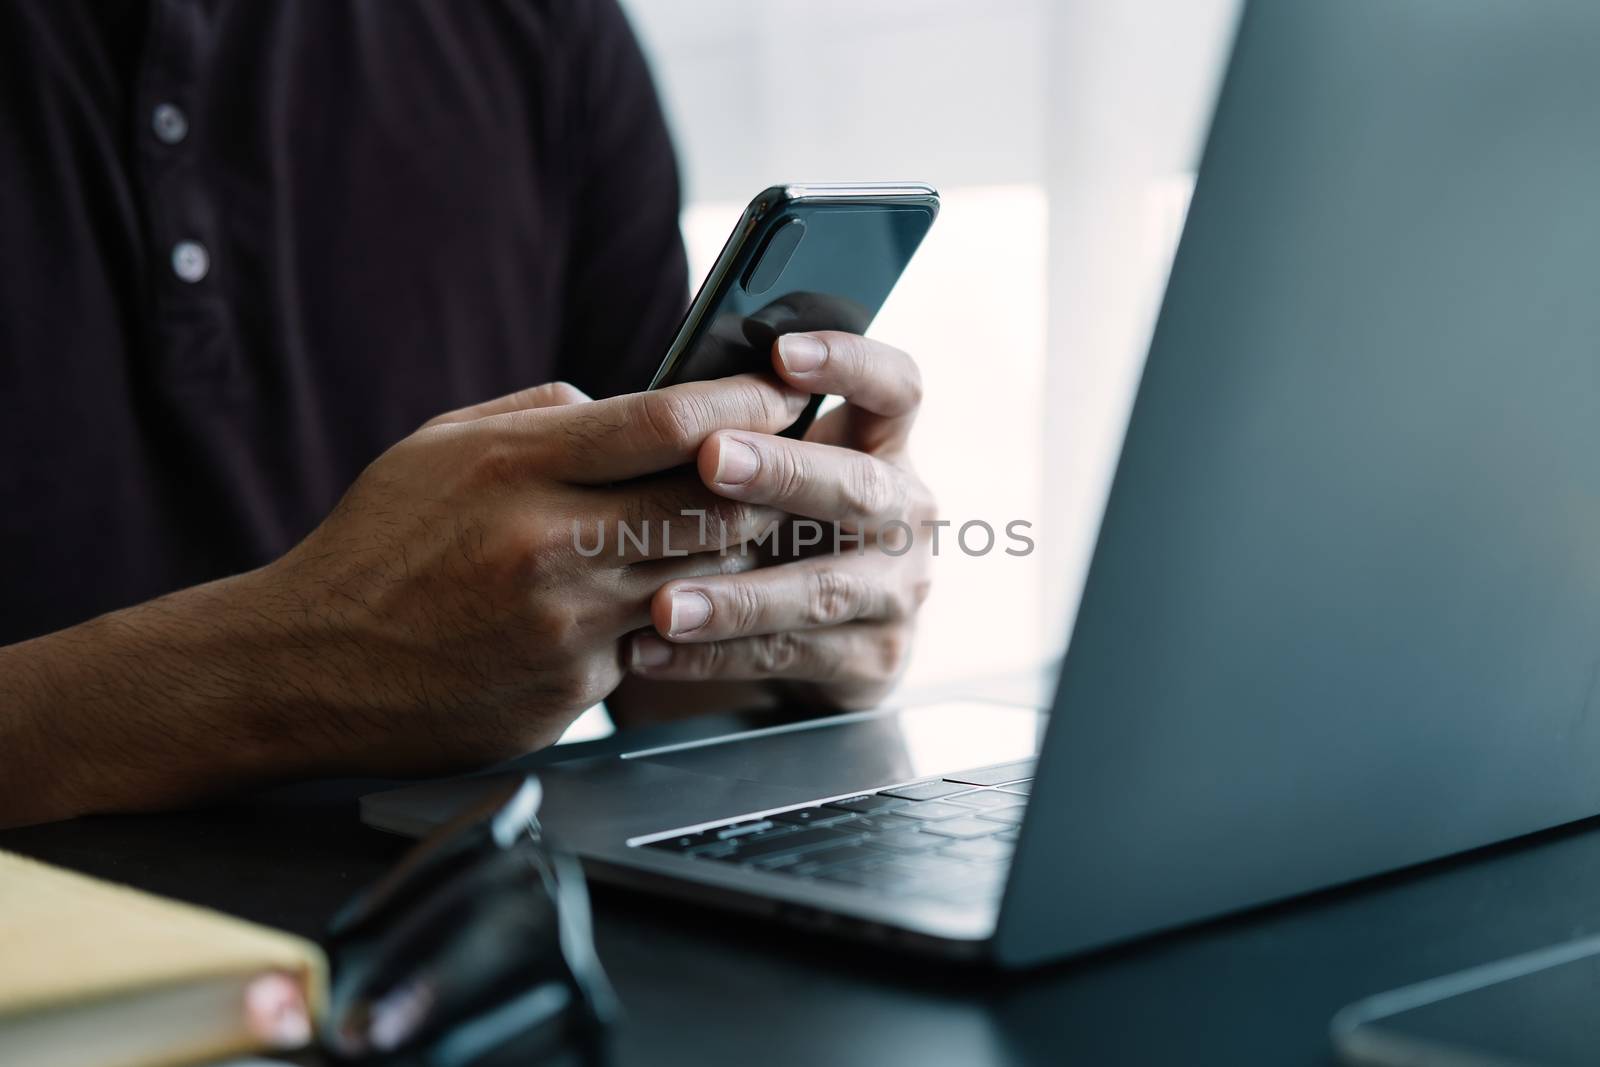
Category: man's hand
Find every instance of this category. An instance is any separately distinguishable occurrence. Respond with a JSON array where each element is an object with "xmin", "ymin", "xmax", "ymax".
[
  {"xmin": 0, "ymin": 375, "xmax": 806, "ymax": 825},
  {"xmin": 239, "ymin": 375, "xmax": 809, "ymax": 772},
  {"xmin": 625, "ymin": 332, "xmax": 935, "ymax": 710}
]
